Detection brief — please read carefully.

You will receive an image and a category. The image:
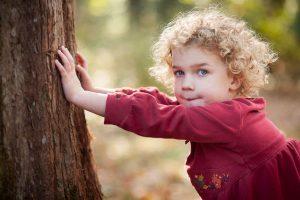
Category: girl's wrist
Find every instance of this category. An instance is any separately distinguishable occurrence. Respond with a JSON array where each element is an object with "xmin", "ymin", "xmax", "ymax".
[
  {"xmin": 91, "ymin": 87, "xmax": 115, "ymax": 94},
  {"xmin": 79, "ymin": 78, "xmax": 93, "ymax": 91},
  {"xmin": 69, "ymin": 87, "xmax": 85, "ymax": 105},
  {"xmin": 84, "ymin": 84, "xmax": 94, "ymax": 92},
  {"xmin": 70, "ymin": 90, "xmax": 107, "ymax": 116},
  {"xmin": 89, "ymin": 85, "xmax": 97, "ymax": 92}
]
